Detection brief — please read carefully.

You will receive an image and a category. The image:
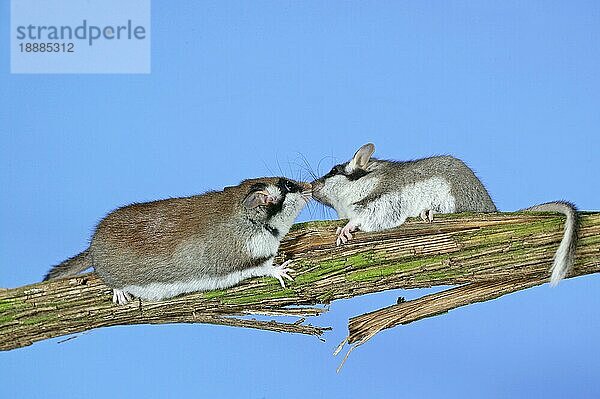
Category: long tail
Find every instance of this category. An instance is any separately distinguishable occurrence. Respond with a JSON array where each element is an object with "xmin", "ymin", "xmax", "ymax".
[
  {"xmin": 43, "ymin": 248, "xmax": 92, "ymax": 281},
  {"xmin": 523, "ymin": 201, "xmax": 578, "ymax": 286}
]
